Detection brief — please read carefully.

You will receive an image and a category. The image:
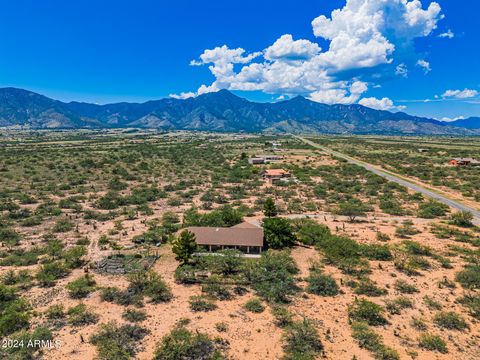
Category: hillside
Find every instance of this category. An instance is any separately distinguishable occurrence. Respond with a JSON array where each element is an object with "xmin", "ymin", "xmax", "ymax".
[{"xmin": 0, "ymin": 87, "xmax": 478, "ymax": 135}]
